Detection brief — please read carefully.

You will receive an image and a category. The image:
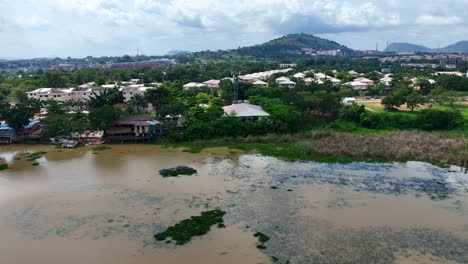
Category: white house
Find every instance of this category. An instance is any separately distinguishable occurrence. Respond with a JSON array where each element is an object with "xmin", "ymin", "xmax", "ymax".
[
  {"xmin": 354, "ymin": 77, "xmax": 375, "ymax": 86},
  {"xmin": 380, "ymin": 75, "xmax": 393, "ymax": 86},
  {"xmin": 202, "ymin": 79, "xmax": 221, "ymax": 89},
  {"xmin": 252, "ymin": 80, "xmax": 268, "ymax": 87},
  {"xmin": 342, "ymin": 97, "xmax": 356, "ymax": 106},
  {"xmin": 223, "ymin": 103, "xmax": 270, "ymax": 120},
  {"xmin": 275, "ymin": 76, "xmax": 290, "ymax": 84},
  {"xmin": 183, "ymin": 82, "xmax": 206, "ymax": 90},
  {"xmin": 278, "ymin": 80, "xmax": 296, "ymax": 89},
  {"xmin": 348, "ymin": 70, "xmax": 359, "ymax": 76},
  {"xmin": 293, "ymin": 72, "xmax": 306, "ymax": 79},
  {"xmin": 345, "ymin": 81, "xmax": 369, "ymax": 91}
]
